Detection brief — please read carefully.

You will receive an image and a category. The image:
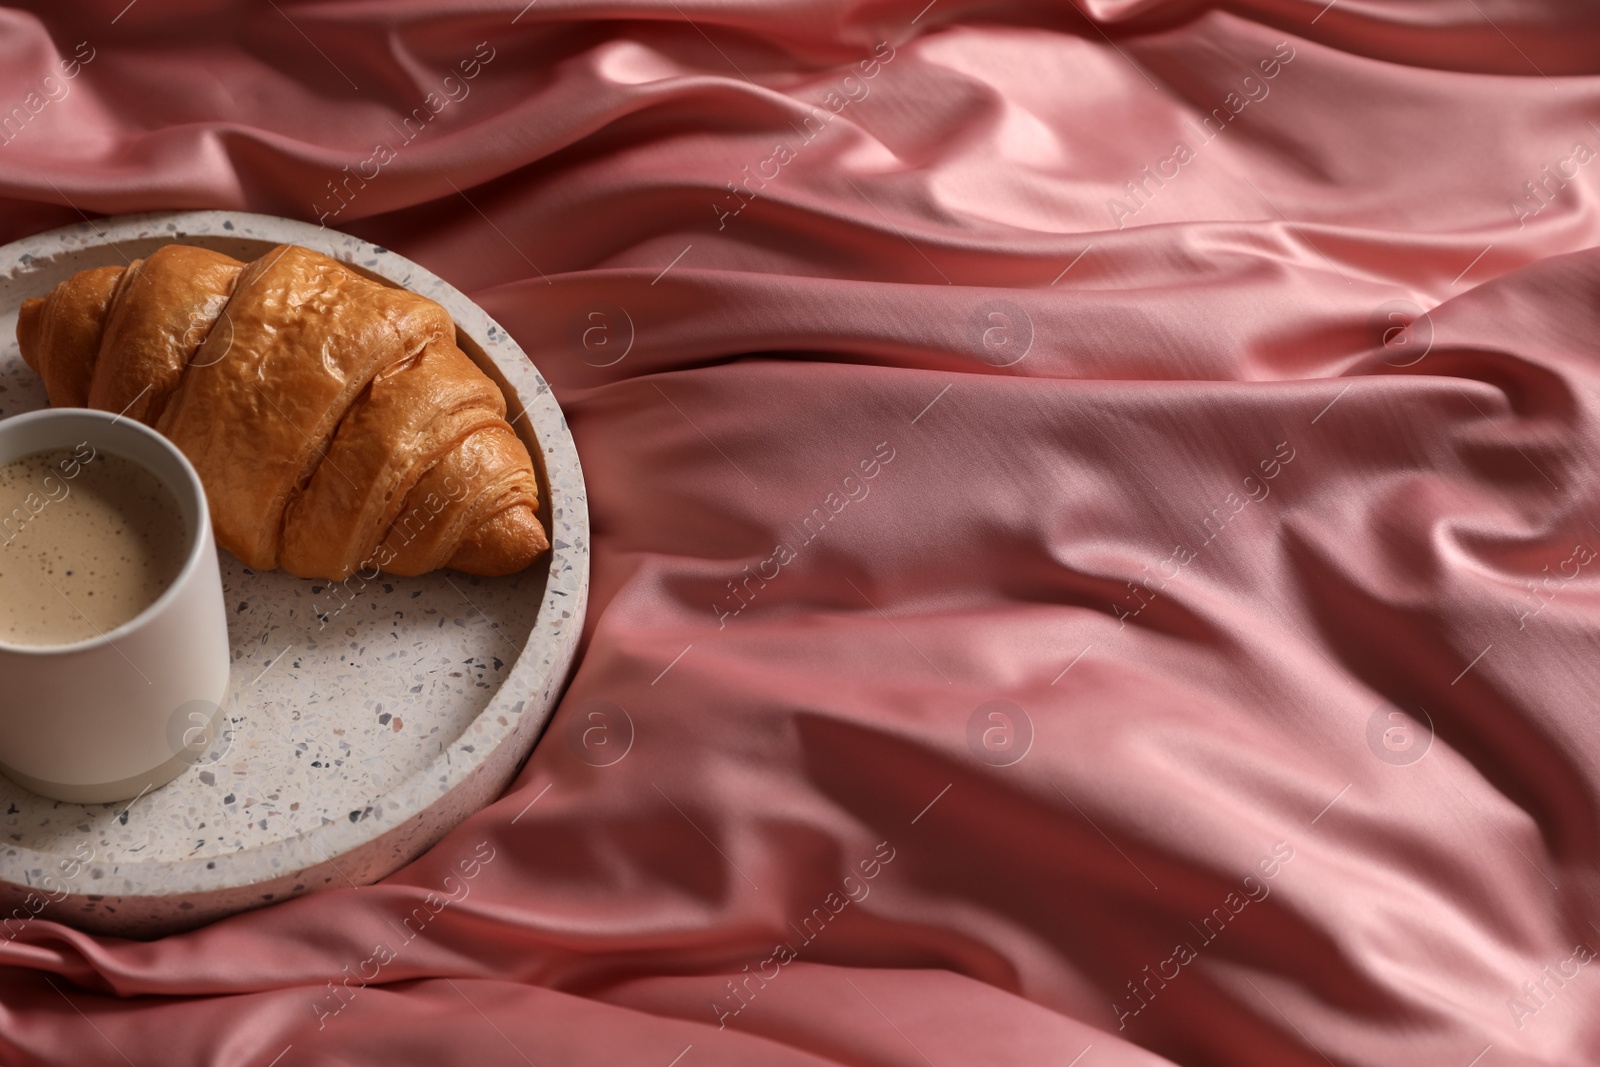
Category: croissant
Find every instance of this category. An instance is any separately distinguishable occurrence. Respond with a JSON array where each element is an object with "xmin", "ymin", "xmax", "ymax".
[{"xmin": 15, "ymin": 243, "xmax": 549, "ymax": 580}]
